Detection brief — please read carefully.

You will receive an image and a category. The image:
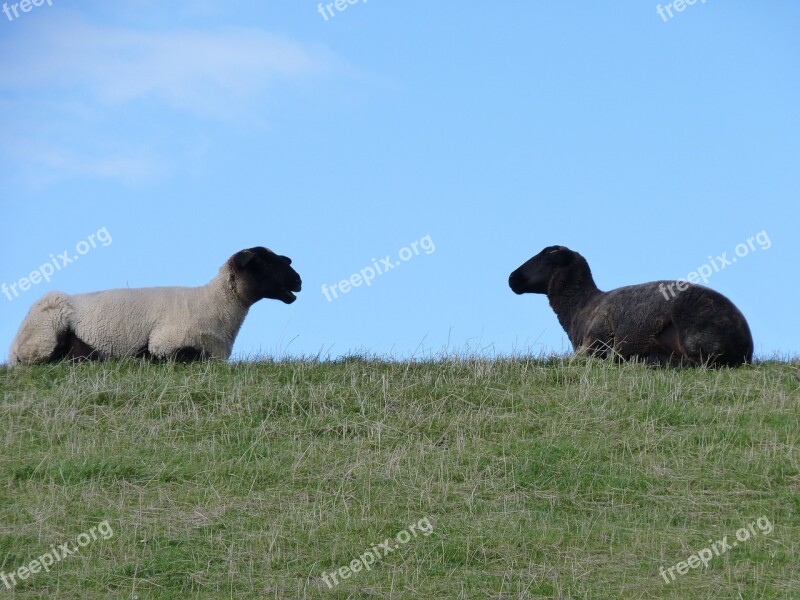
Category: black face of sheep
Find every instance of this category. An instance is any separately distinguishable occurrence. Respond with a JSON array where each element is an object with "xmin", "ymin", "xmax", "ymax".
[
  {"xmin": 508, "ymin": 245, "xmax": 754, "ymax": 367},
  {"xmin": 509, "ymin": 245, "xmax": 574, "ymax": 295},
  {"xmin": 231, "ymin": 247, "xmax": 302, "ymax": 305}
]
